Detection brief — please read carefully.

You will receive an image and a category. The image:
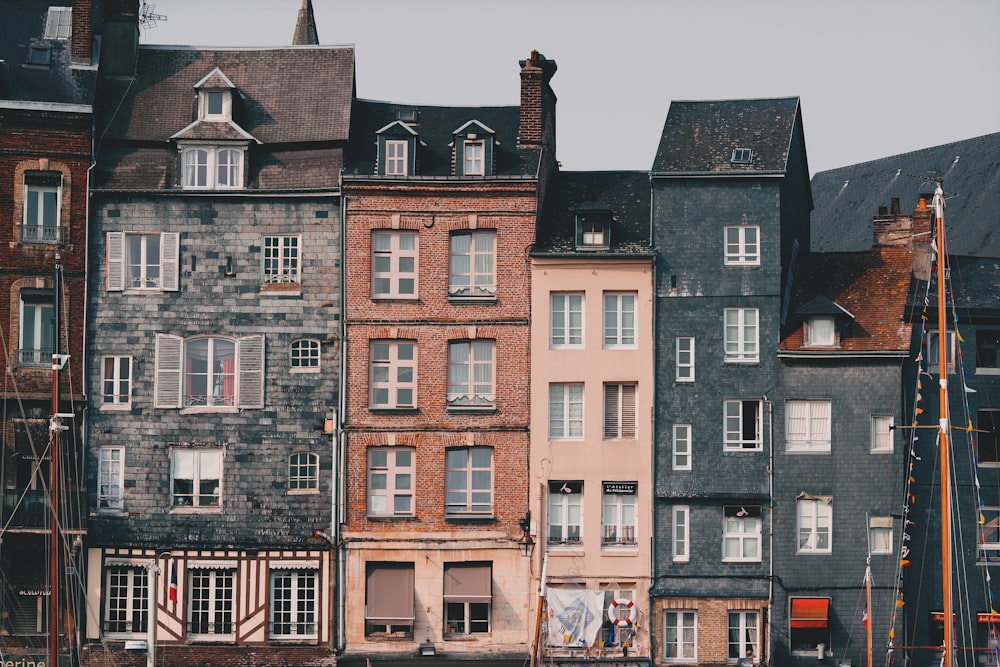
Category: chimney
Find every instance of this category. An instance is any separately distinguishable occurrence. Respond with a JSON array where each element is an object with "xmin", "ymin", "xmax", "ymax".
[
  {"xmin": 100, "ymin": 0, "xmax": 140, "ymax": 77},
  {"xmin": 890, "ymin": 197, "xmax": 900, "ymax": 215},
  {"xmin": 292, "ymin": 0, "xmax": 319, "ymax": 46},
  {"xmin": 71, "ymin": 0, "xmax": 93, "ymax": 65},
  {"xmin": 518, "ymin": 50, "xmax": 557, "ymax": 150}
]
